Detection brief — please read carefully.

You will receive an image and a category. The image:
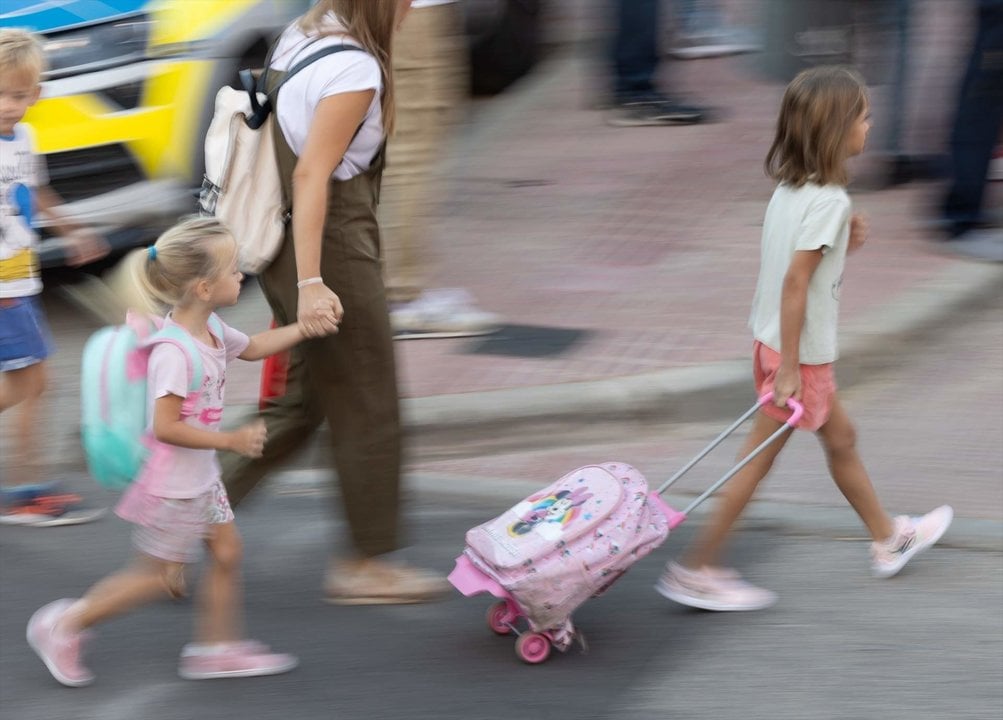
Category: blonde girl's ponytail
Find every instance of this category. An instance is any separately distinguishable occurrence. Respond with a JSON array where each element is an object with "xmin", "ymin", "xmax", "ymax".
[
  {"xmin": 103, "ymin": 216, "xmax": 234, "ymax": 318},
  {"xmin": 103, "ymin": 245, "xmax": 168, "ymax": 317}
]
